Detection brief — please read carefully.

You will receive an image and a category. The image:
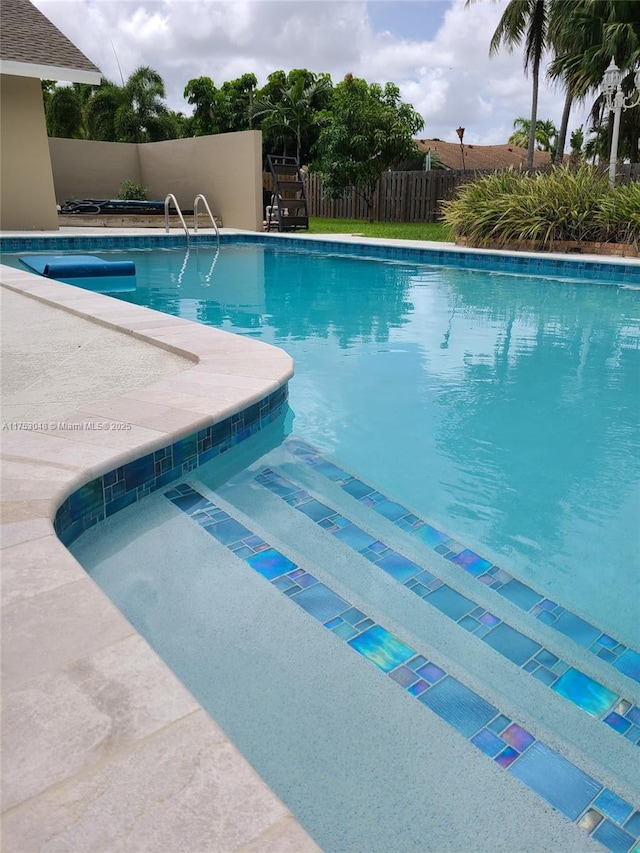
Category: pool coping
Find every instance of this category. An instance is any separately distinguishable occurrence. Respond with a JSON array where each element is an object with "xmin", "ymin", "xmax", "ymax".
[
  {"xmin": 0, "ymin": 241, "xmax": 324, "ymax": 850},
  {"xmin": 1, "ymin": 228, "xmax": 638, "ymax": 850}
]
